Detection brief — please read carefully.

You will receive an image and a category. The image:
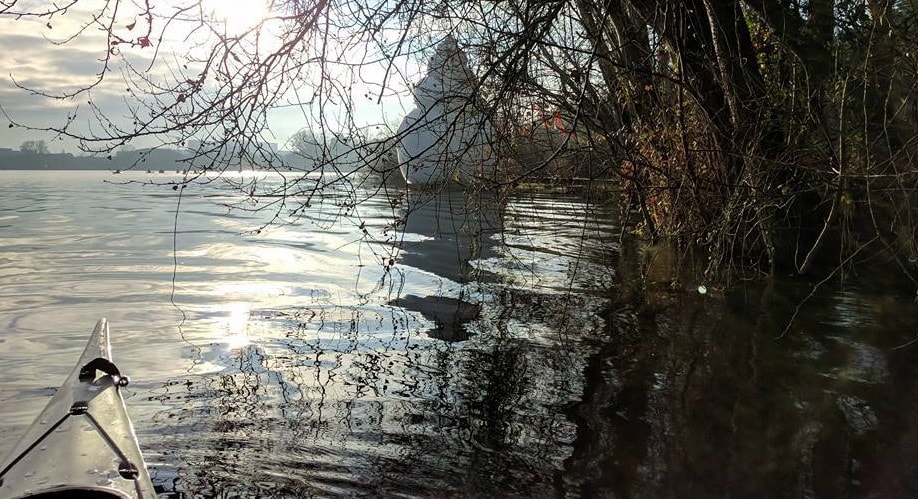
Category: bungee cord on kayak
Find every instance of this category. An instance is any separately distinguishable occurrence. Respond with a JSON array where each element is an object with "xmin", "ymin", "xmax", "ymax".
[
  {"xmin": 0, "ymin": 383, "xmax": 143, "ymax": 482},
  {"xmin": 0, "ymin": 413, "xmax": 71, "ymax": 483}
]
